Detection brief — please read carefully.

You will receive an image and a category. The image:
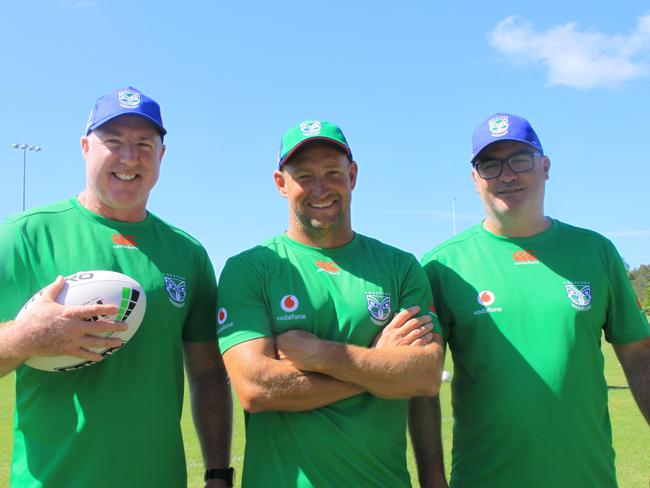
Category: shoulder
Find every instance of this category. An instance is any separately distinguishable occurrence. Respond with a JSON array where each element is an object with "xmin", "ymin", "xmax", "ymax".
[
  {"xmin": 149, "ymin": 213, "xmax": 210, "ymax": 253},
  {"xmin": 355, "ymin": 233, "xmax": 417, "ymax": 260},
  {"xmin": 221, "ymin": 235, "xmax": 284, "ymax": 272},
  {"xmin": 421, "ymin": 224, "xmax": 483, "ymax": 265},
  {"xmin": 3, "ymin": 198, "xmax": 76, "ymax": 227},
  {"xmin": 554, "ymin": 220, "xmax": 614, "ymax": 246}
]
